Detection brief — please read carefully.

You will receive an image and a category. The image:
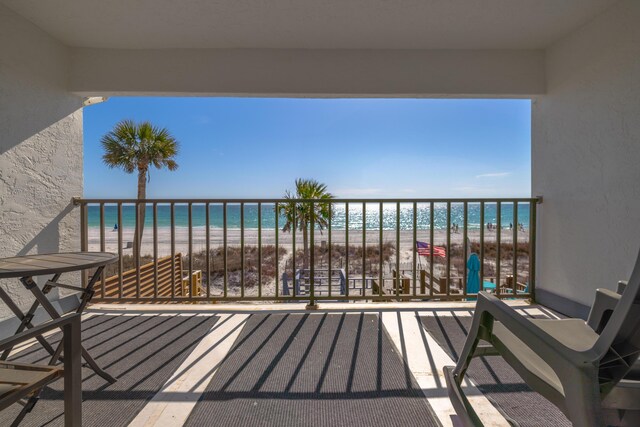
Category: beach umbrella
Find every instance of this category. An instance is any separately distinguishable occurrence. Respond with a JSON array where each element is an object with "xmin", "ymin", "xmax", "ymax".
[{"xmin": 466, "ymin": 253, "xmax": 481, "ymax": 294}]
